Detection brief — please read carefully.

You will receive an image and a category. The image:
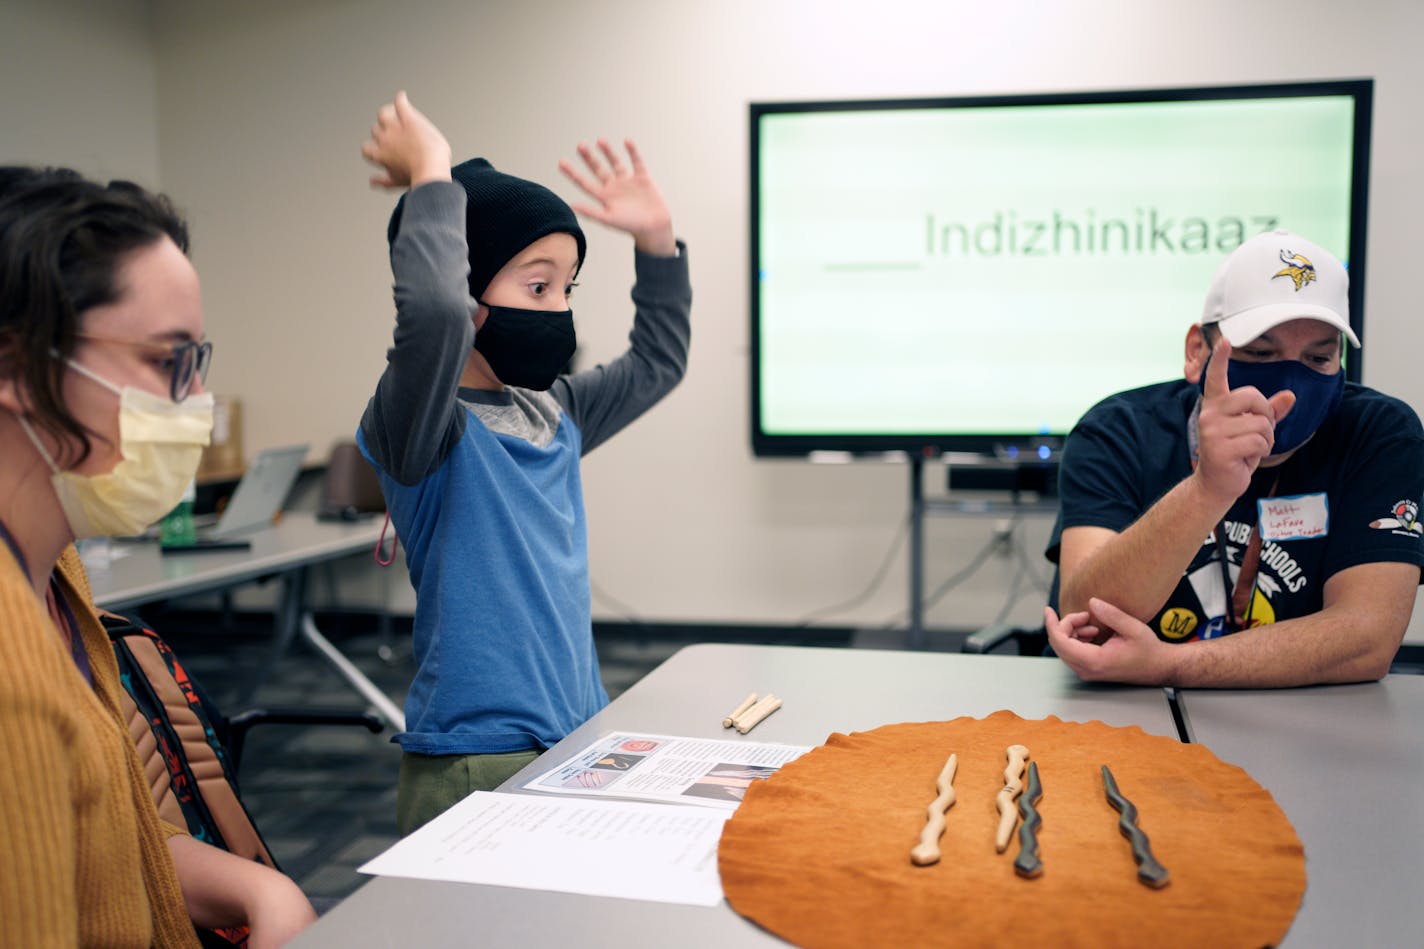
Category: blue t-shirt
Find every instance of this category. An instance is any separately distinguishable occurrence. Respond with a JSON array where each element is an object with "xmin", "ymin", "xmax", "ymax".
[{"xmin": 1047, "ymin": 379, "xmax": 1424, "ymax": 642}]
